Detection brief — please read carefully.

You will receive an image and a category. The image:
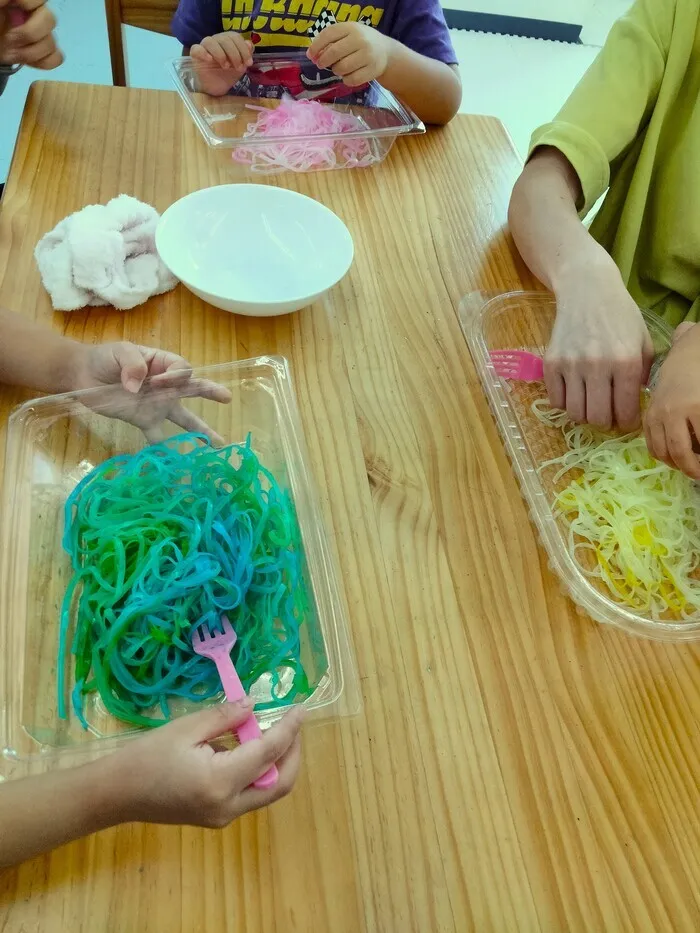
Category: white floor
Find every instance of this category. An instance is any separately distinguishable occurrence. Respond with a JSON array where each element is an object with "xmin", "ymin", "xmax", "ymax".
[{"xmin": 0, "ymin": 1, "xmax": 620, "ymax": 180}]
